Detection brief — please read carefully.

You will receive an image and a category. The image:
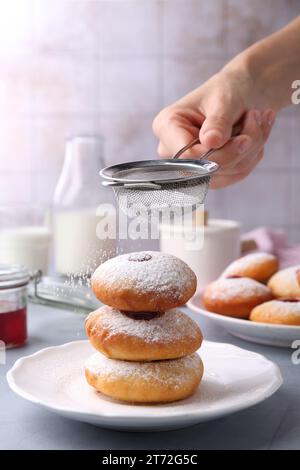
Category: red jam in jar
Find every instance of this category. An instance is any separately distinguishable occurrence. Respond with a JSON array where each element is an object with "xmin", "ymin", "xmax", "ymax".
[{"xmin": 0, "ymin": 265, "xmax": 30, "ymax": 348}]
